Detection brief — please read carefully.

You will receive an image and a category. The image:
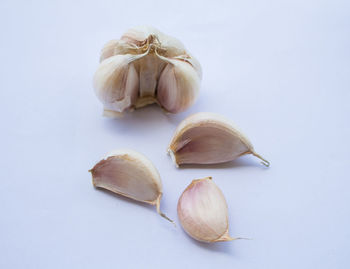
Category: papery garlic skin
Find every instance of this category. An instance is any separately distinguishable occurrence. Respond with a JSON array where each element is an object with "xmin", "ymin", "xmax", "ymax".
[
  {"xmin": 89, "ymin": 149, "xmax": 173, "ymax": 223},
  {"xmin": 100, "ymin": 40, "xmax": 139, "ymax": 62},
  {"xmin": 177, "ymin": 177, "xmax": 234, "ymax": 242},
  {"xmin": 157, "ymin": 58, "xmax": 200, "ymax": 113},
  {"xmin": 168, "ymin": 112, "xmax": 270, "ymax": 167},
  {"xmin": 93, "ymin": 26, "xmax": 201, "ymax": 115},
  {"xmin": 93, "ymin": 55, "xmax": 140, "ymax": 115}
]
